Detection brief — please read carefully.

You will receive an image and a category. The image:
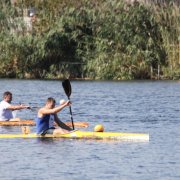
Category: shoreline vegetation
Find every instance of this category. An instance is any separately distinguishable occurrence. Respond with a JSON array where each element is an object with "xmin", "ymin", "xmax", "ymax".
[{"xmin": 0, "ymin": 0, "xmax": 179, "ymax": 80}]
